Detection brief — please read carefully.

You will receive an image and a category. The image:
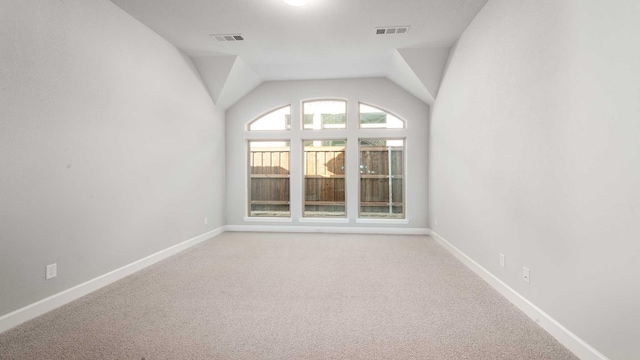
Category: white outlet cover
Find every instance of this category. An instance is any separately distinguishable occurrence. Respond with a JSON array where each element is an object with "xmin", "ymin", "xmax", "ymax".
[
  {"xmin": 499, "ymin": 253, "xmax": 505, "ymax": 268},
  {"xmin": 523, "ymin": 267, "xmax": 530, "ymax": 283},
  {"xmin": 46, "ymin": 263, "xmax": 57, "ymax": 280}
]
